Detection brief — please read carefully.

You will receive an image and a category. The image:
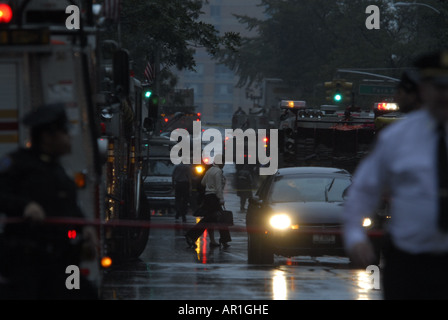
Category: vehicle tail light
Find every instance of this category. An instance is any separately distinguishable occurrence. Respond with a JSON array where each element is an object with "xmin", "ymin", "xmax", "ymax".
[{"xmin": 68, "ymin": 229, "xmax": 77, "ymax": 239}]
